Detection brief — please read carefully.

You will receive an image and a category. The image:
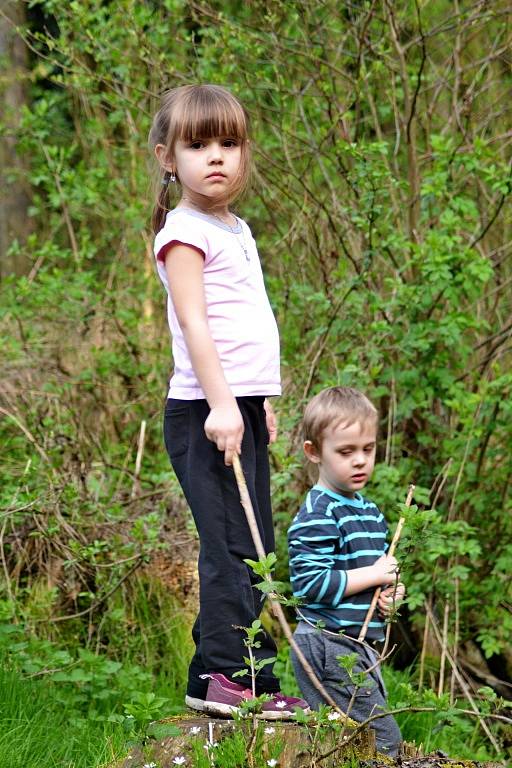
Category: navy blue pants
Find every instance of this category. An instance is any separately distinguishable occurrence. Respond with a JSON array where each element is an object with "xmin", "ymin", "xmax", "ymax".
[{"xmin": 163, "ymin": 396, "xmax": 280, "ymax": 697}]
